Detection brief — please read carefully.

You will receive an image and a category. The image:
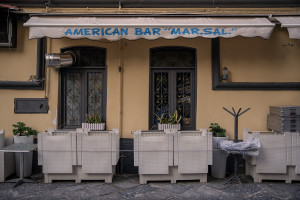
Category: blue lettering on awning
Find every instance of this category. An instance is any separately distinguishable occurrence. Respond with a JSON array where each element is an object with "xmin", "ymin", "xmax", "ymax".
[{"xmin": 64, "ymin": 27, "xmax": 237, "ymax": 37}]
